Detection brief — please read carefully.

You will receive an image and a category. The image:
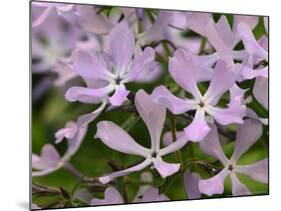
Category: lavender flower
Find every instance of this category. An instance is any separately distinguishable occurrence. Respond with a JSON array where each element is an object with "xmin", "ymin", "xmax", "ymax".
[
  {"xmin": 183, "ymin": 169, "xmax": 201, "ymax": 199},
  {"xmin": 152, "ymin": 49, "xmax": 246, "ymax": 141},
  {"xmin": 95, "ymin": 90, "xmax": 188, "ymax": 184},
  {"xmin": 198, "ymin": 119, "xmax": 268, "ymax": 196}
]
